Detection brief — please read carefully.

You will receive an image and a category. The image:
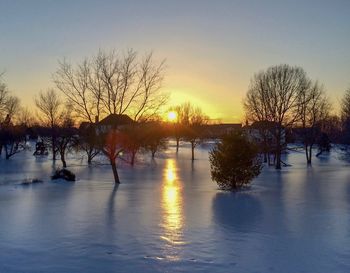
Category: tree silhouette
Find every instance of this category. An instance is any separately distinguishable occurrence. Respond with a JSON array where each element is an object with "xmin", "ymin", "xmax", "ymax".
[
  {"xmin": 341, "ymin": 87, "xmax": 350, "ymax": 143},
  {"xmin": 170, "ymin": 102, "xmax": 208, "ymax": 159},
  {"xmin": 101, "ymin": 130, "xmax": 128, "ymax": 184},
  {"xmin": 143, "ymin": 120, "xmax": 167, "ymax": 159},
  {"xmin": 35, "ymin": 89, "xmax": 63, "ymax": 161},
  {"xmin": 53, "ymin": 49, "xmax": 168, "ymax": 123},
  {"xmin": 244, "ymin": 64, "xmax": 310, "ymax": 169},
  {"xmin": 78, "ymin": 125, "xmax": 100, "ymax": 164},
  {"xmin": 298, "ymin": 81, "xmax": 331, "ymax": 164},
  {"xmin": 0, "ymin": 76, "xmax": 22, "ymax": 156}
]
